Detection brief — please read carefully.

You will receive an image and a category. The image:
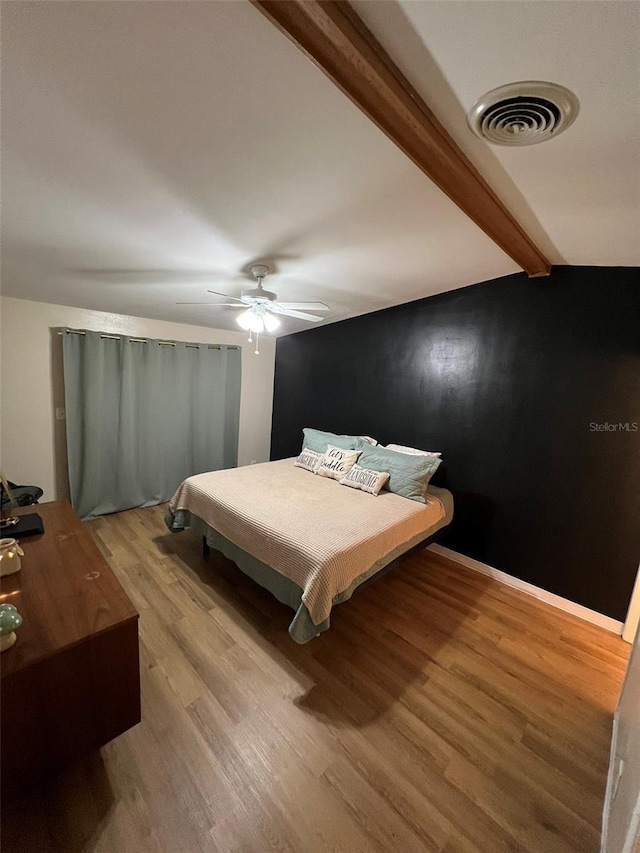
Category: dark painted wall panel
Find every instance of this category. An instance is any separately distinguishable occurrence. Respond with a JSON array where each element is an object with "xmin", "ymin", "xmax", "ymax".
[{"xmin": 271, "ymin": 266, "xmax": 640, "ymax": 621}]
